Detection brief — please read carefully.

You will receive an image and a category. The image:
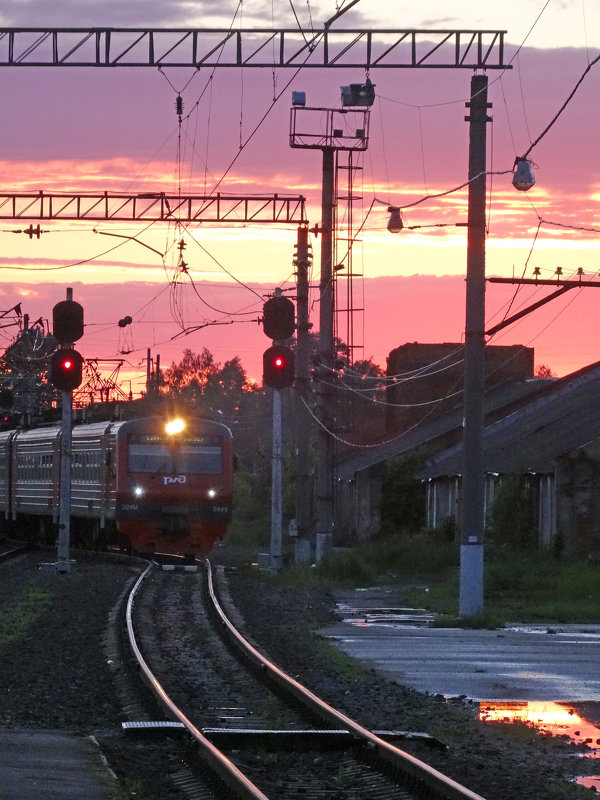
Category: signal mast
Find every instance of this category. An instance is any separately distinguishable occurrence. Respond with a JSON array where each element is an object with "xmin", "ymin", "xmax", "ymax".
[
  {"xmin": 261, "ymin": 289, "xmax": 296, "ymax": 571},
  {"xmin": 49, "ymin": 288, "xmax": 84, "ymax": 573}
]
